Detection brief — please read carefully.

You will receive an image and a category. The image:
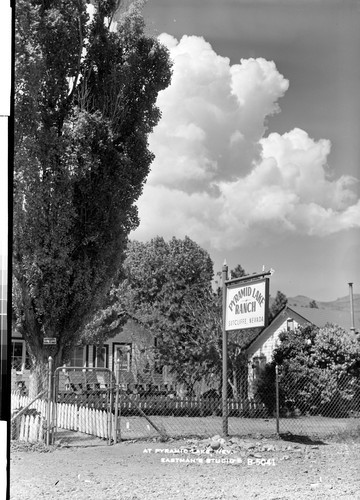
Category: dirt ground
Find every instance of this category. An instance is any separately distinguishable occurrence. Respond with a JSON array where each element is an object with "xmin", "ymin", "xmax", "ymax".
[{"xmin": 9, "ymin": 431, "xmax": 360, "ymax": 500}]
